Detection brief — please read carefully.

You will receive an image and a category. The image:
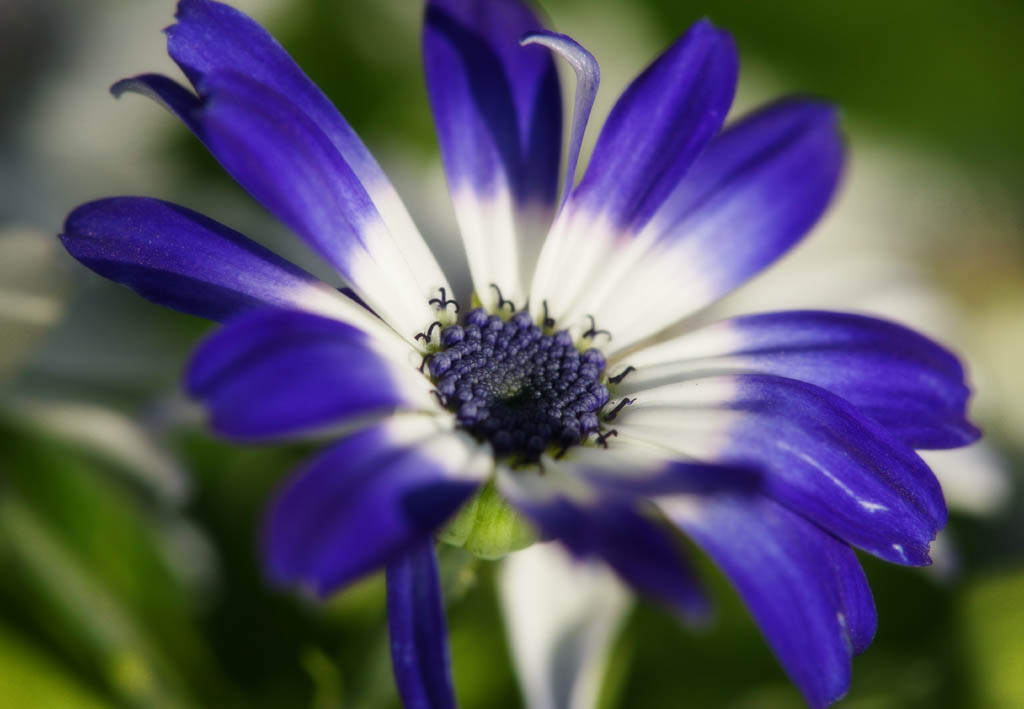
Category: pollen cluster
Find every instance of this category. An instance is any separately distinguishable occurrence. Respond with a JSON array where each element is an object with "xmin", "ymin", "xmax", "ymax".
[{"xmin": 426, "ymin": 308, "xmax": 609, "ymax": 461}]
